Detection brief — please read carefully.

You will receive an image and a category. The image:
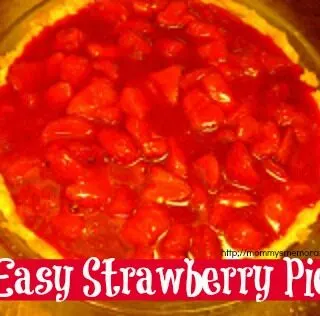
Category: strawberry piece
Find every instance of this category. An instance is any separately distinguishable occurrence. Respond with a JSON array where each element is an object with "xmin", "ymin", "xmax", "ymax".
[
  {"xmin": 189, "ymin": 182, "xmax": 209, "ymax": 222},
  {"xmin": 252, "ymin": 122, "xmax": 280, "ymax": 160},
  {"xmin": 202, "ymin": 73, "xmax": 235, "ymax": 113},
  {"xmin": 67, "ymin": 78, "xmax": 118, "ymax": 121},
  {"xmin": 226, "ymin": 142, "xmax": 259, "ymax": 188},
  {"xmin": 54, "ymin": 27, "xmax": 86, "ymax": 53},
  {"xmin": 87, "ymin": 43, "xmax": 121, "ymax": 59},
  {"xmin": 143, "ymin": 167, "xmax": 191, "ymax": 205},
  {"xmin": 180, "ymin": 68, "xmax": 208, "ymax": 90},
  {"xmin": 20, "ymin": 93, "xmax": 42, "ymax": 110},
  {"xmin": 118, "ymin": 19, "xmax": 154, "ymax": 34},
  {"xmin": 150, "ymin": 65, "xmax": 182, "ymax": 105},
  {"xmin": 265, "ymin": 82, "xmax": 290, "ymax": 103},
  {"xmin": 159, "ymin": 224, "xmax": 191, "ymax": 257},
  {"xmin": 52, "ymin": 214, "xmax": 84, "ymax": 239},
  {"xmin": 284, "ymin": 181, "xmax": 317, "ymax": 206},
  {"xmin": 263, "ymin": 159, "xmax": 288, "ymax": 183},
  {"xmin": 45, "ymin": 82, "xmax": 73, "ymax": 109},
  {"xmin": 132, "ymin": 0, "xmax": 168, "ymax": 16},
  {"xmin": 65, "ymin": 142, "xmax": 105, "ymax": 165},
  {"xmin": 46, "ymin": 53, "xmax": 65, "ymax": 83},
  {"xmin": 277, "ymin": 128, "xmax": 295, "ymax": 164},
  {"xmin": 121, "ymin": 205, "xmax": 170, "ymax": 246},
  {"xmin": 95, "ymin": 0, "xmax": 129, "ymax": 24},
  {"xmin": 183, "ymin": 89, "xmax": 225, "ymax": 133},
  {"xmin": 198, "ymin": 39, "xmax": 228, "ymax": 64},
  {"xmin": 214, "ymin": 129, "xmax": 236, "ymax": 144},
  {"xmin": 98, "ymin": 128, "xmax": 140, "ymax": 164},
  {"xmin": 166, "ymin": 139, "xmax": 188, "ymax": 179},
  {"xmin": 108, "ymin": 186, "xmax": 136, "ymax": 217},
  {"xmin": 157, "ymin": 1, "xmax": 189, "ymax": 29},
  {"xmin": 217, "ymin": 190, "xmax": 256, "ymax": 209},
  {"xmin": 66, "ymin": 181, "xmax": 112, "ymax": 208},
  {"xmin": 126, "ymin": 118, "xmax": 168, "ymax": 160},
  {"xmin": 5, "ymin": 157, "xmax": 41, "ymax": 185},
  {"xmin": 190, "ymin": 225, "xmax": 222, "ymax": 259},
  {"xmin": 8, "ymin": 62, "xmax": 45, "ymax": 92},
  {"xmin": 156, "ymin": 38, "xmax": 186, "ymax": 58},
  {"xmin": 209, "ymin": 203, "xmax": 235, "ymax": 230},
  {"xmin": 60, "ymin": 55, "xmax": 91, "ymax": 87},
  {"xmin": 194, "ymin": 154, "xmax": 220, "ymax": 191},
  {"xmin": 274, "ymin": 104, "xmax": 309, "ymax": 127},
  {"xmin": 97, "ymin": 106, "xmax": 123, "ymax": 126},
  {"xmin": 42, "ymin": 117, "xmax": 94, "ymax": 144},
  {"xmin": 262, "ymin": 193, "xmax": 295, "ymax": 233},
  {"xmin": 225, "ymin": 220, "xmax": 264, "ymax": 251},
  {"xmin": 45, "ymin": 145, "xmax": 87, "ymax": 182},
  {"xmin": 93, "ymin": 60, "xmax": 119, "ymax": 82},
  {"xmin": 118, "ymin": 31, "xmax": 152, "ymax": 60},
  {"xmin": 237, "ymin": 116, "xmax": 259, "ymax": 143},
  {"xmin": 186, "ymin": 21, "xmax": 221, "ymax": 40},
  {"xmin": 120, "ymin": 87, "xmax": 151, "ymax": 119}
]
